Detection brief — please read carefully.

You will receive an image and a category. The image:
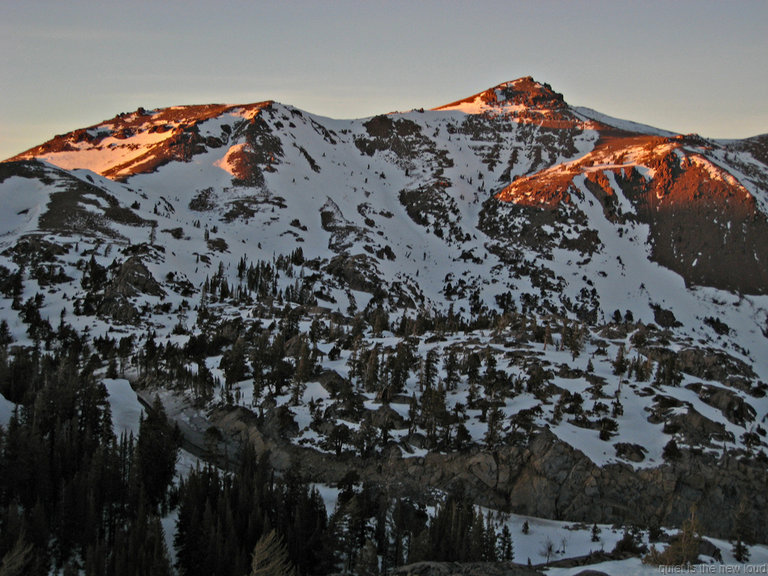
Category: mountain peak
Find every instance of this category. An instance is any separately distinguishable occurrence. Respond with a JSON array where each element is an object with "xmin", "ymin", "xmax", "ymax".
[
  {"xmin": 7, "ymin": 101, "xmax": 272, "ymax": 180},
  {"xmin": 434, "ymin": 76, "xmax": 567, "ymax": 114},
  {"xmin": 492, "ymin": 76, "xmax": 566, "ymax": 108}
]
